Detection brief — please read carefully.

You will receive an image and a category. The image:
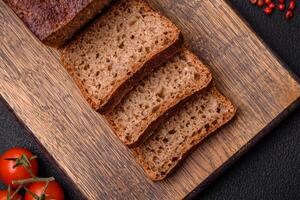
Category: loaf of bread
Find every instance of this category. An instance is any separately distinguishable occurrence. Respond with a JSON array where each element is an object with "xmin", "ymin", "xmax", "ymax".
[
  {"xmin": 106, "ymin": 49, "xmax": 212, "ymax": 147},
  {"xmin": 61, "ymin": 0, "xmax": 183, "ymax": 113},
  {"xmin": 4, "ymin": 0, "xmax": 111, "ymax": 47},
  {"xmin": 133, "ymin": 86, "xmax": 236, "ymax": 180}
]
